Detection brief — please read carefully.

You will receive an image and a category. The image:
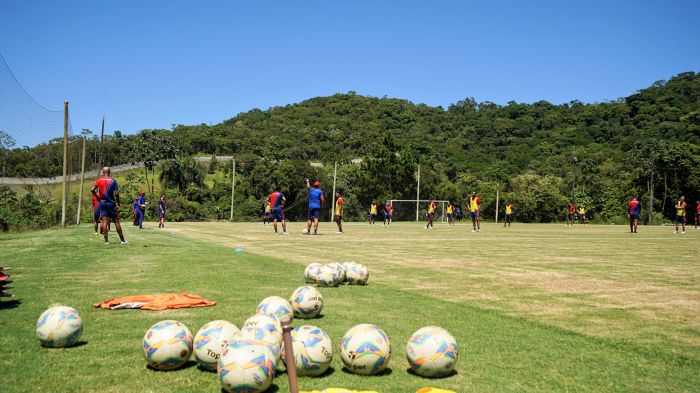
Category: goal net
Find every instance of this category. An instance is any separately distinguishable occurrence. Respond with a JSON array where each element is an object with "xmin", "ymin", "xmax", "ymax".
[{"xmin": 387, "ymin": 199, "xmax": 451, "ymax": 222}]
